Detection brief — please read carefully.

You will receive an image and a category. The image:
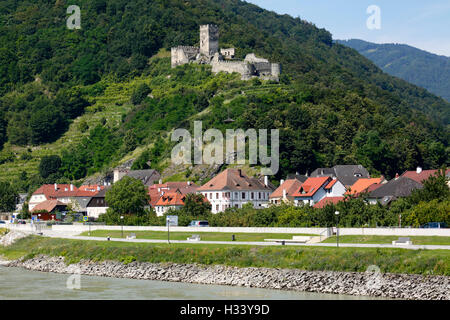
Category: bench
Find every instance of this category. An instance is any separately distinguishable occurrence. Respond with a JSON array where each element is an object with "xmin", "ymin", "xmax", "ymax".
[
  {"xmin": 264, "ymin": 236, "xmax": 313, "ymax": 244},
  {"xmin": 126, "ymin": 233, "xmax": 136, "ymax": 240},
  {"xmin": 187, "ymin": 234, "xmax": 201, "ymax": 241},
  {"xmin": 392, "ymin": 237, "xmax": 412, "ymax": 246}
]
